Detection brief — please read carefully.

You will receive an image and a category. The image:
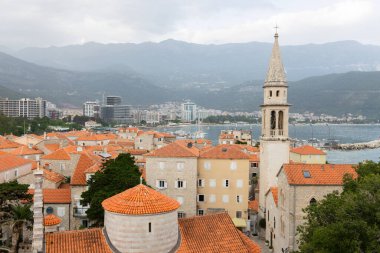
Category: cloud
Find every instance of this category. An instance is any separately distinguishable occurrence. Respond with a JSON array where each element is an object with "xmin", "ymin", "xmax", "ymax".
[{"xmin": 0, "ymin": 0, "xmax": 378, "ymax": 48}]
